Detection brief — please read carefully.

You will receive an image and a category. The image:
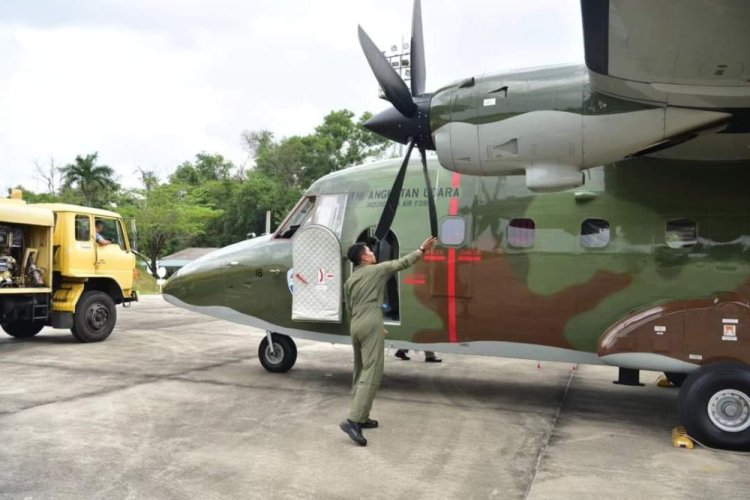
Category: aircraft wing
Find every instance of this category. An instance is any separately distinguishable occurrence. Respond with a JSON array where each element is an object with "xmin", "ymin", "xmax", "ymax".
[
  {"xmin": 581, "ymin": 0, "xmax": 750, "ymax": 108},
  {"xmin": 580, "ymin": 0, "xmax": 750, "ymax": 160}
]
